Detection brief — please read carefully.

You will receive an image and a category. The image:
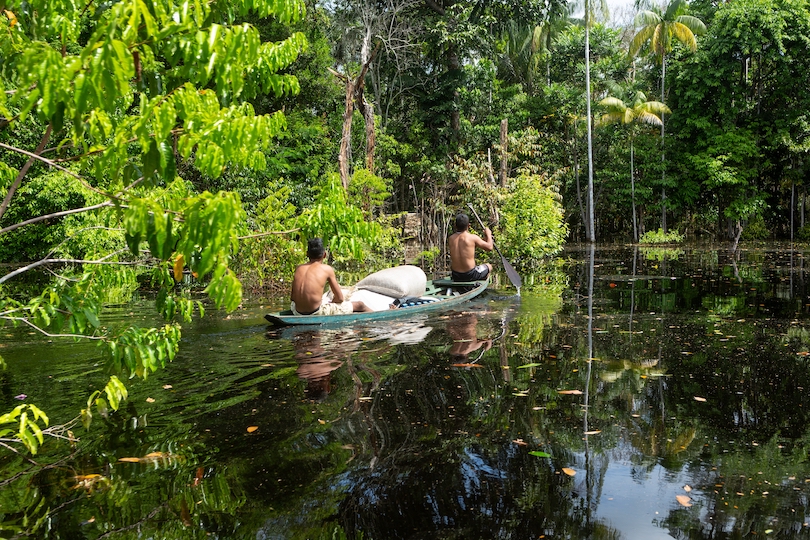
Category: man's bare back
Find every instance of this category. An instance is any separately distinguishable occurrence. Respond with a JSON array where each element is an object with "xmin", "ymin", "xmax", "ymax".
[
  {"xmin": 448, "ymin": 230, "xmax": 493, "ymax": 273},
  {"xmin": 448, "ymin": 213, "xmax": 494, "ymax": 281},
  {"xmin": 290, "ymin": 260, "xmax": 343, "ymax": 313},
  {"xmin": 290, "ymin": 238, "xmax": 373, "ymax": 315}
]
